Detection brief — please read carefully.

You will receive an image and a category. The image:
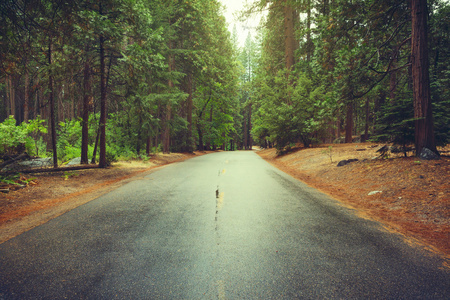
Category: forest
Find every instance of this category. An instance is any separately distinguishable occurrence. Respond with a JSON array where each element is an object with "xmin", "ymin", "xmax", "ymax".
[{"xmin": 0, "ymin": 0, "xmax": 449, "ymax": 169}]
